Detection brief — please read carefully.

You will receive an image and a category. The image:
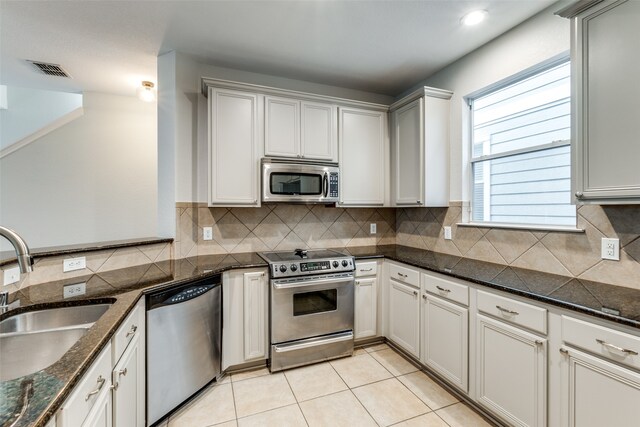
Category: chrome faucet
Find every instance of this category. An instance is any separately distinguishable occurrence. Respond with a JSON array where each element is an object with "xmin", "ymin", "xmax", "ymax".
[{"xmin": 0, "ymin": 226, "xmax": 33, "ymax": 274}]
